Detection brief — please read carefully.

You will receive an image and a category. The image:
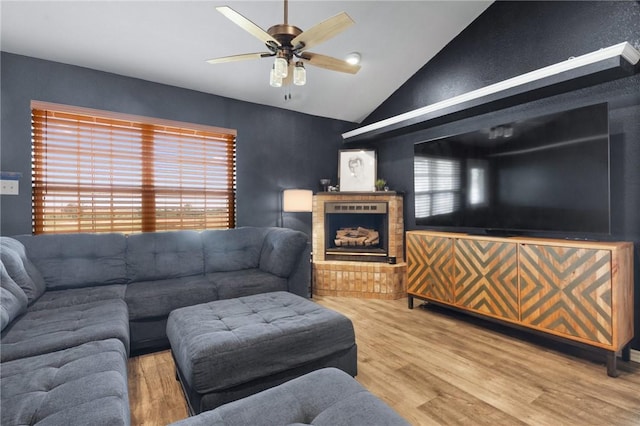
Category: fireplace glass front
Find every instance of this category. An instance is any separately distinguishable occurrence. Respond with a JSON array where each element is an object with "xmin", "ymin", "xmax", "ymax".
[{"xmin": 324, "ymin": 201, "xmax": 389, "ymax": 262}]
